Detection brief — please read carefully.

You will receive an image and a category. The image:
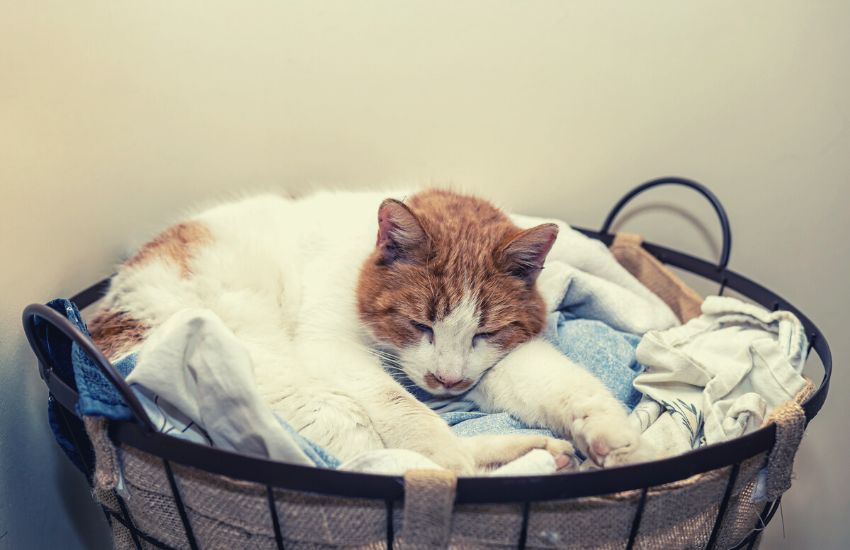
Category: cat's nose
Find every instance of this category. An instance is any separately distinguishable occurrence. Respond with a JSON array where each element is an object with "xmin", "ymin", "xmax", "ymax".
[{"xmin": 433, "ymin": 373, "xmax": 463, "ymax": 389}]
